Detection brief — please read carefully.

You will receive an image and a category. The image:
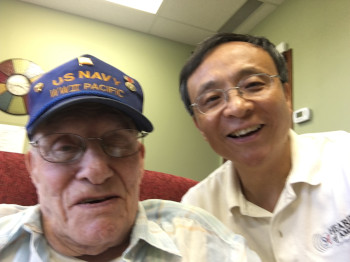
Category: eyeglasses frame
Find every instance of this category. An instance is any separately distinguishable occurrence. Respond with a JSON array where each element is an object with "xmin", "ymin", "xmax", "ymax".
[
  {"xmin": 190, "ymin": 73, "xmax": 280, "ymax": 115},
  {"xmin": 29, "ymin": 129, "xmax": 148, "ymax": 163}
]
